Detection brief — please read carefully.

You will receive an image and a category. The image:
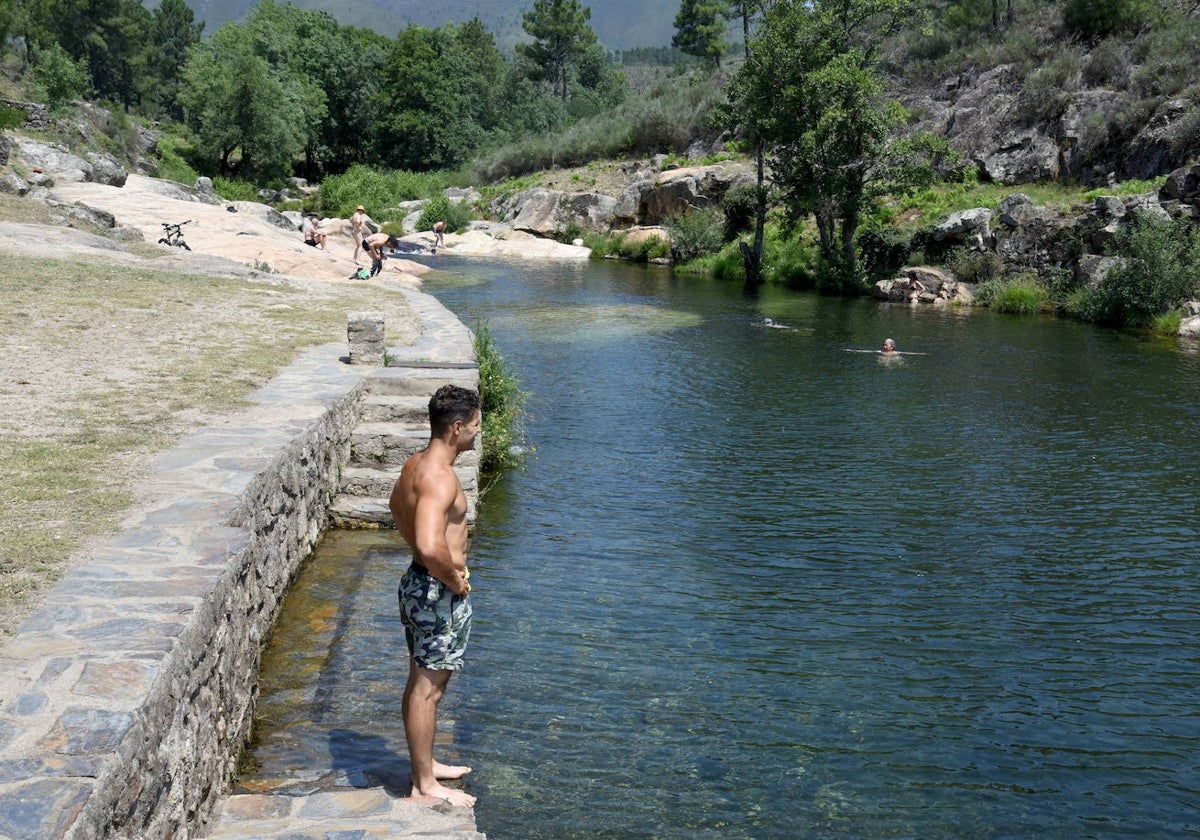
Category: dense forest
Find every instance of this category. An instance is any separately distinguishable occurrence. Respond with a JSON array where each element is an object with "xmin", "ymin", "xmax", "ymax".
[{"xmin": 2, "ymin": 0, "xmax": 1199, "ymax": 328}]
